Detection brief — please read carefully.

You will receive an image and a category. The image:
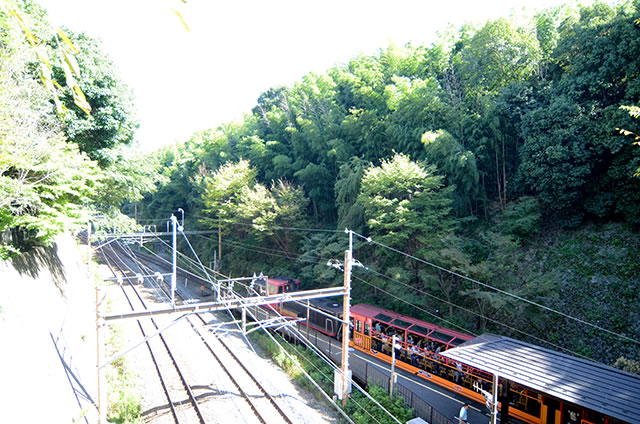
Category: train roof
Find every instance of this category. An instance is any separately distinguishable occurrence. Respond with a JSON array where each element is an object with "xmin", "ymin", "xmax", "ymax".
[
  {"xmin": 441, "ymin": 334, "xmax": 640, "ymax": 423},
  {"xmin": 311, "ymin": 297, "xmax": 343, "ymax": 316},
  {"xmin": 266, "ymin": 278, "xmax": 290, "ymax": 287},
  {"xmin": 350, "ymin": 304, "xmax": 472, "ymax": 346}
]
